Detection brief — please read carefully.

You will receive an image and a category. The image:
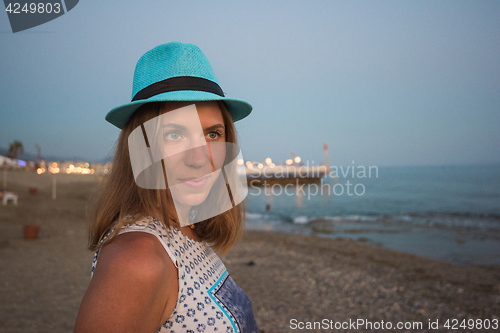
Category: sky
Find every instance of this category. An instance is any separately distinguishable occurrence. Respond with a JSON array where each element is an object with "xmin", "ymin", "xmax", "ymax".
[{"xmin": 0, "ymin": 0, "xmax": 499, "ymax": 167}]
